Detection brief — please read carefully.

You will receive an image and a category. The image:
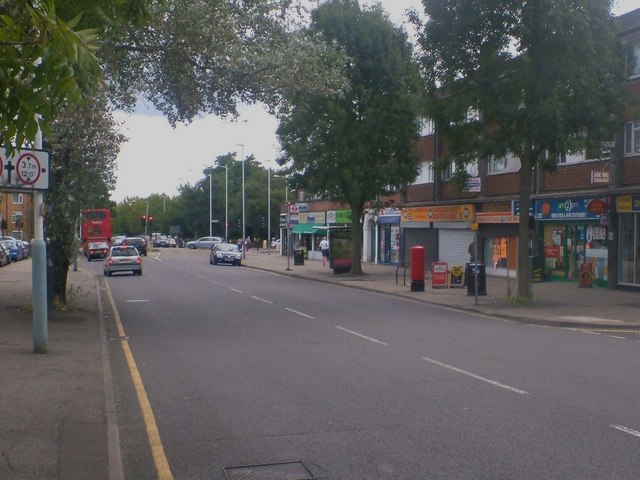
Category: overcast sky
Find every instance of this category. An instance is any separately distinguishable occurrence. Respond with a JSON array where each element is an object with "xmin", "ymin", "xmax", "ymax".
[{"xmin": 110, "ymin": 0, "xmax": 638, "ymax": 202}]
